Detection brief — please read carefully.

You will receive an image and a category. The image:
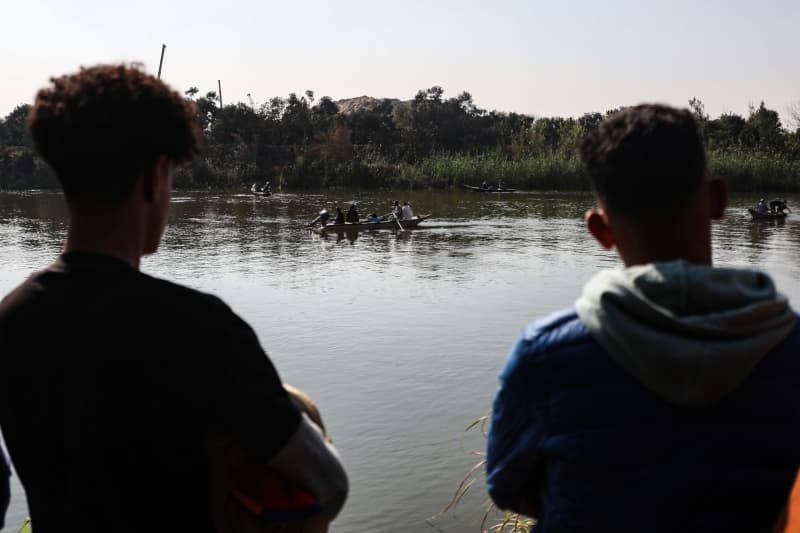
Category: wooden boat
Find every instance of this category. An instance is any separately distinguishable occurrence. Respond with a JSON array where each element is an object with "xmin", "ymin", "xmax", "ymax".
[
  {"xmin": 749, "ymin": 208, "xmax": 788, "ymax": 220},
  {"xmin": 252, "ymin": 190, "xmax": 271, "ymax": 197},
  {"xmin": 461, "ymin": 183, "xmax": 516, "ymax": 193},
  {"xmin": 312, "ymin": 215, "xmax": 431, "ymax": 232}
]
